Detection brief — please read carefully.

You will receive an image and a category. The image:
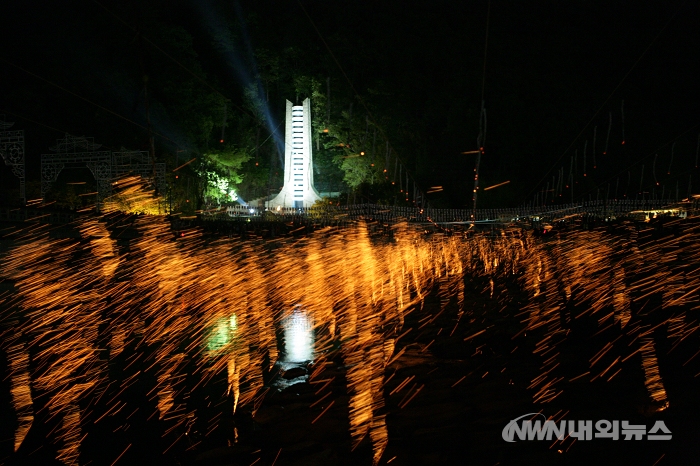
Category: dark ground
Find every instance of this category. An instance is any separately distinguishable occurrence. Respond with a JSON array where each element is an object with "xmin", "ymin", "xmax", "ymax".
[{"xmin": 1, "ymin": 216, "xmax": 699, "ymax": 466}]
